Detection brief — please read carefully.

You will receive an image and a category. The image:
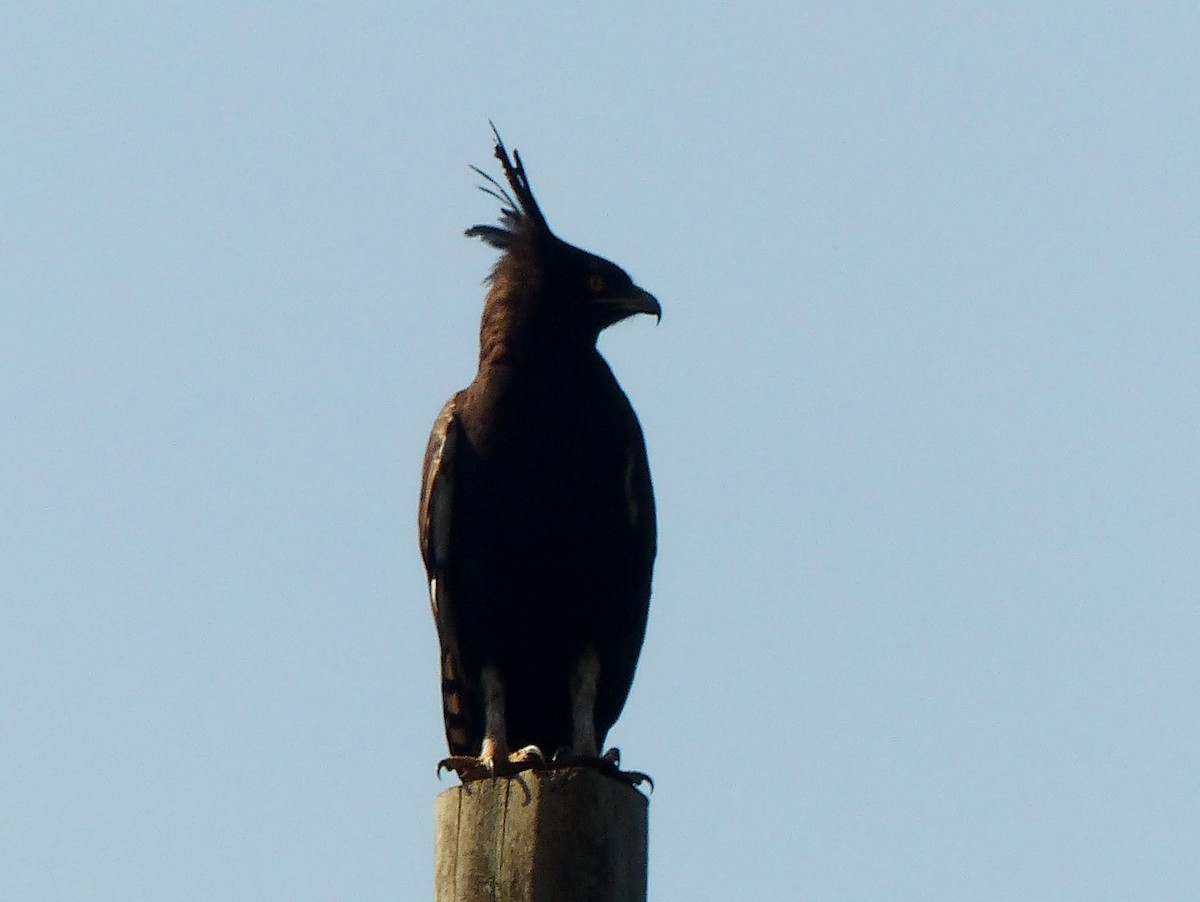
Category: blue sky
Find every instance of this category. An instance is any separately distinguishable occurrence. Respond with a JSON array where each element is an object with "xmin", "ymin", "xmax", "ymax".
[{"xmin": 3, "ymin": 4, "xmax": 1197, "ymax": 899}]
